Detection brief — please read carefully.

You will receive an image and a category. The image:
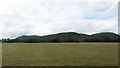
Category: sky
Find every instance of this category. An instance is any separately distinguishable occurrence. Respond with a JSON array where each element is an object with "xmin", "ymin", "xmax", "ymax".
[{"xmin": 0, "ymin": 0, "xmax": 119, "ymax": 39}]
